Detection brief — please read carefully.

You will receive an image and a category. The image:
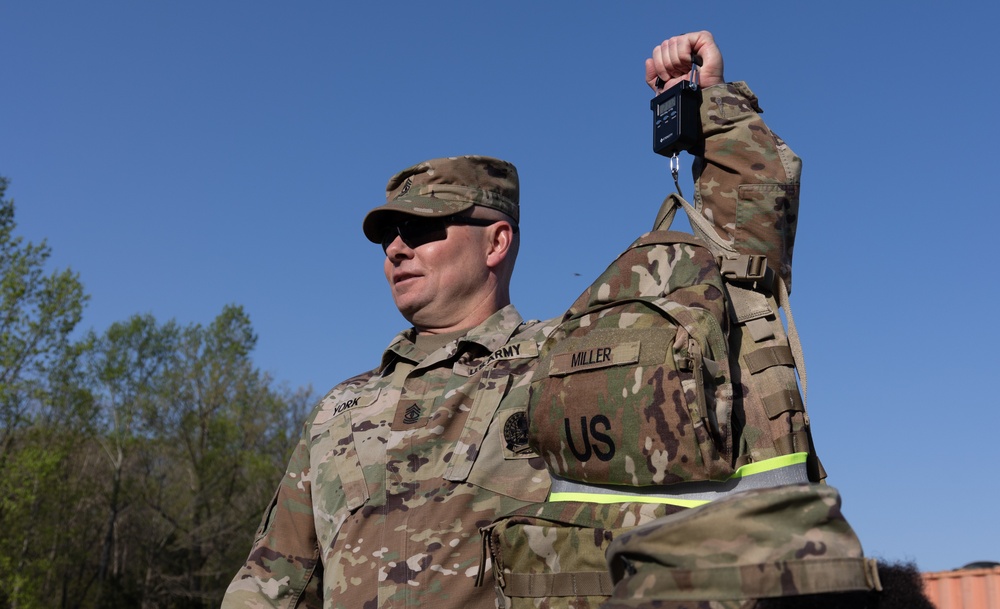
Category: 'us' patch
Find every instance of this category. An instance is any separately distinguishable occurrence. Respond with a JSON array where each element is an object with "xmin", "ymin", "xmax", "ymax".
[{"xmin": 503, "ymin": 411, "xmax": 531, "ymax": 454}]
